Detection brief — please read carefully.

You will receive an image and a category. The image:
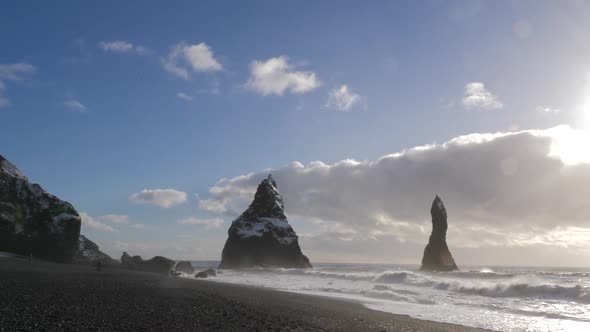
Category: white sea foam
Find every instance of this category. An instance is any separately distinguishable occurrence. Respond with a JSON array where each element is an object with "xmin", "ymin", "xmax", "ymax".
[{"xmin": 188, "ymin": 263, "xmax": 590, "ymax": 332}]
